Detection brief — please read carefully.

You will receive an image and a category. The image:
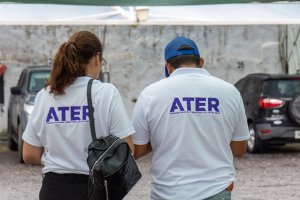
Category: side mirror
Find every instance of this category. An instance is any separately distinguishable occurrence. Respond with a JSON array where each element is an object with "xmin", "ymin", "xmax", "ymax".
[{"xmin": 10, "ymin": 86, "xmax": 22, "ymax": 95}]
